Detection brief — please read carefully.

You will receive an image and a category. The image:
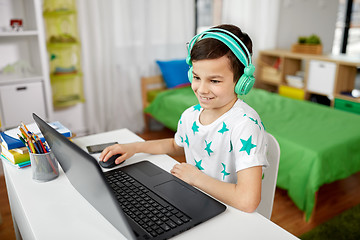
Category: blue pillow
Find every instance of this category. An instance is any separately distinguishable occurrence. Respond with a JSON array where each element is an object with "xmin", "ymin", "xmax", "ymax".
[{"xmin": 156, "ymin": 59, "xmax": 190, "ymax": 88}]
